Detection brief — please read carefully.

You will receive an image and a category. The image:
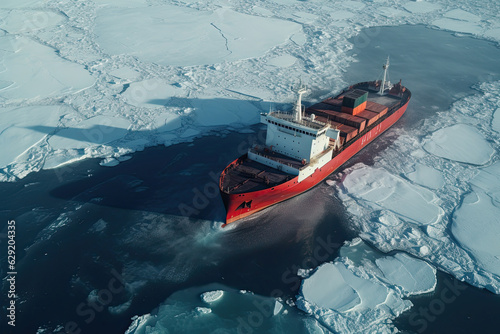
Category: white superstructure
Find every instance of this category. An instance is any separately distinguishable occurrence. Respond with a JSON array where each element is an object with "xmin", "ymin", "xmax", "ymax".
[{"xmin": 248, "ymin": 88, "xmax": 340, "ymax": 182}]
